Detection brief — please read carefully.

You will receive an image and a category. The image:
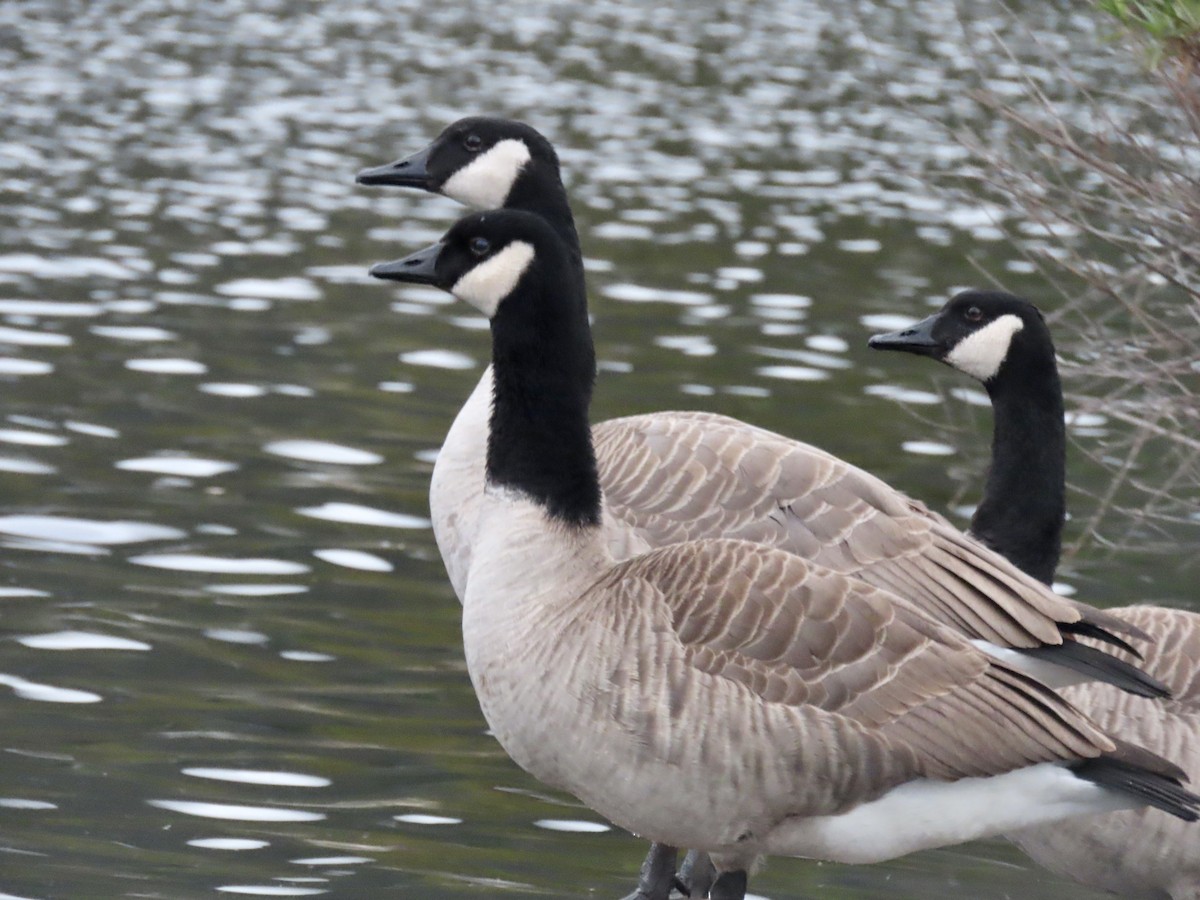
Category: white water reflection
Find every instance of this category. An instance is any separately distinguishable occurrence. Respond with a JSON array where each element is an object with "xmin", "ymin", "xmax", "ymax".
[
  {"xmin": 264, "ymin": 440, "xmax": 383, "ymax": 466},
  {"xmin": 91, "ymin": 325, "xmax": 177, "ymax": 341},
  {"xmin": 279, "ymin": 651, "xmax": 334, "ymax": 662},
  {"xmin": 0, "ymin": 458, "xmax": 56, "ymax": 475},
  {"xmin": 313, "ymin": 549, "xmax": 392, "ymax": 572},
  {"xmin": 0, "ymin": 799, "xmax": 57, "ymax": 809},
  {"xmin": 188, "ymin": 838, "xmax": 271, "ymax": 851},
  {"xmin": 184, "ymin": 769, "xmax": 331, "ymax": 788},
  {"xmin": 837, "ymin": 238, "xmax": 883, "ymax": 253},
  {"xmin": 865, "ymin": 384, "xmax": 941, "ymax": 405},
  {"xmin": 0, "ymin": 359, "xmax": 53, "ymax": 376},
  {"xmin": 205, "ymin": 583, "xmax": 309, "ymax": 596},
  {"xmin": 0, "ymin": 515, "xmax": 185, "ymax": 545},
  {"xmin": 533, "ymin": 819, "xmax": 611, "ymax": 833},
  {"xmin": 394, "ymin": 813, "xmax": 462, "ymax": 825},
  {"xmin": 0, "ymin": 674, "xmax": 102, "ymax": 704},
  {"xmin": 116, "ymin": 456, "xmax": 237, "ymax": 477},
  {"xmin": 215, "ymin": 887, "xmax": 327, "ymax": 897},
  {"xmin": 290, "ymin": 856, "xmax": 373, "ymax": 865},
  {"xmin": 148, "ymin": 800, "xmax": 326, "ymax": 823},
  {"xmin": 902, "ymin": 440, "xmax": 956, "ymax": 456},
  {"xmin": 296, "ymin": 503, "xmax": 430, "ymax": 529},
  {"xmin": 950, "ymin": 386, "xmax": 992, "ymax": 407},
  {"xmin": 0, "ymin": 326, "xmax": 71, "ymax": 346},
  {"xmin": 205, "ymin": 629, "xmax": 270, "ymax": 645},
  {"xmin": 601, "ymin": 283, "xmax": 712, "ymax": 306},
  {"xmin": 125, "ymin": 358, "xmax": 209, "ymax": 375},
  {"xmin": 130, "ymin": 554, "xmax": 310, "ymax": 575},
  {"xmin": 806, "ymin": 335, "xmax": 848, "ymax": 352},
  {"xmin": 398, "ymin": 349, "xmax": 475, "ymax": 370},
  {"xmin": 860, "ymin": 313, "xmax": 919, "ymax": 331},
  {"xmin": 0, "ymin": 429, "xmax": 67, "ymax": 446},
  {"xmin": 0, "ymin": 300, "xmax": 102, "ymax": 317},
  {"xmin": 215, "ymin": 277, "xmax": 322, "ymax": 302},
  {"xmin": 201, "ymin": 383, "xmax": 269, "ymax": 398},
  {"xmin": 65, "ymin": 421, "xmax": 120, "ymax": 438},
  {"xmin": 756, "ymin": 364, "xmax": 828, "ymax": 382},
  {"xmin": 18, "ymin": 631, "xmax": 151, "ymax": 651}
]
